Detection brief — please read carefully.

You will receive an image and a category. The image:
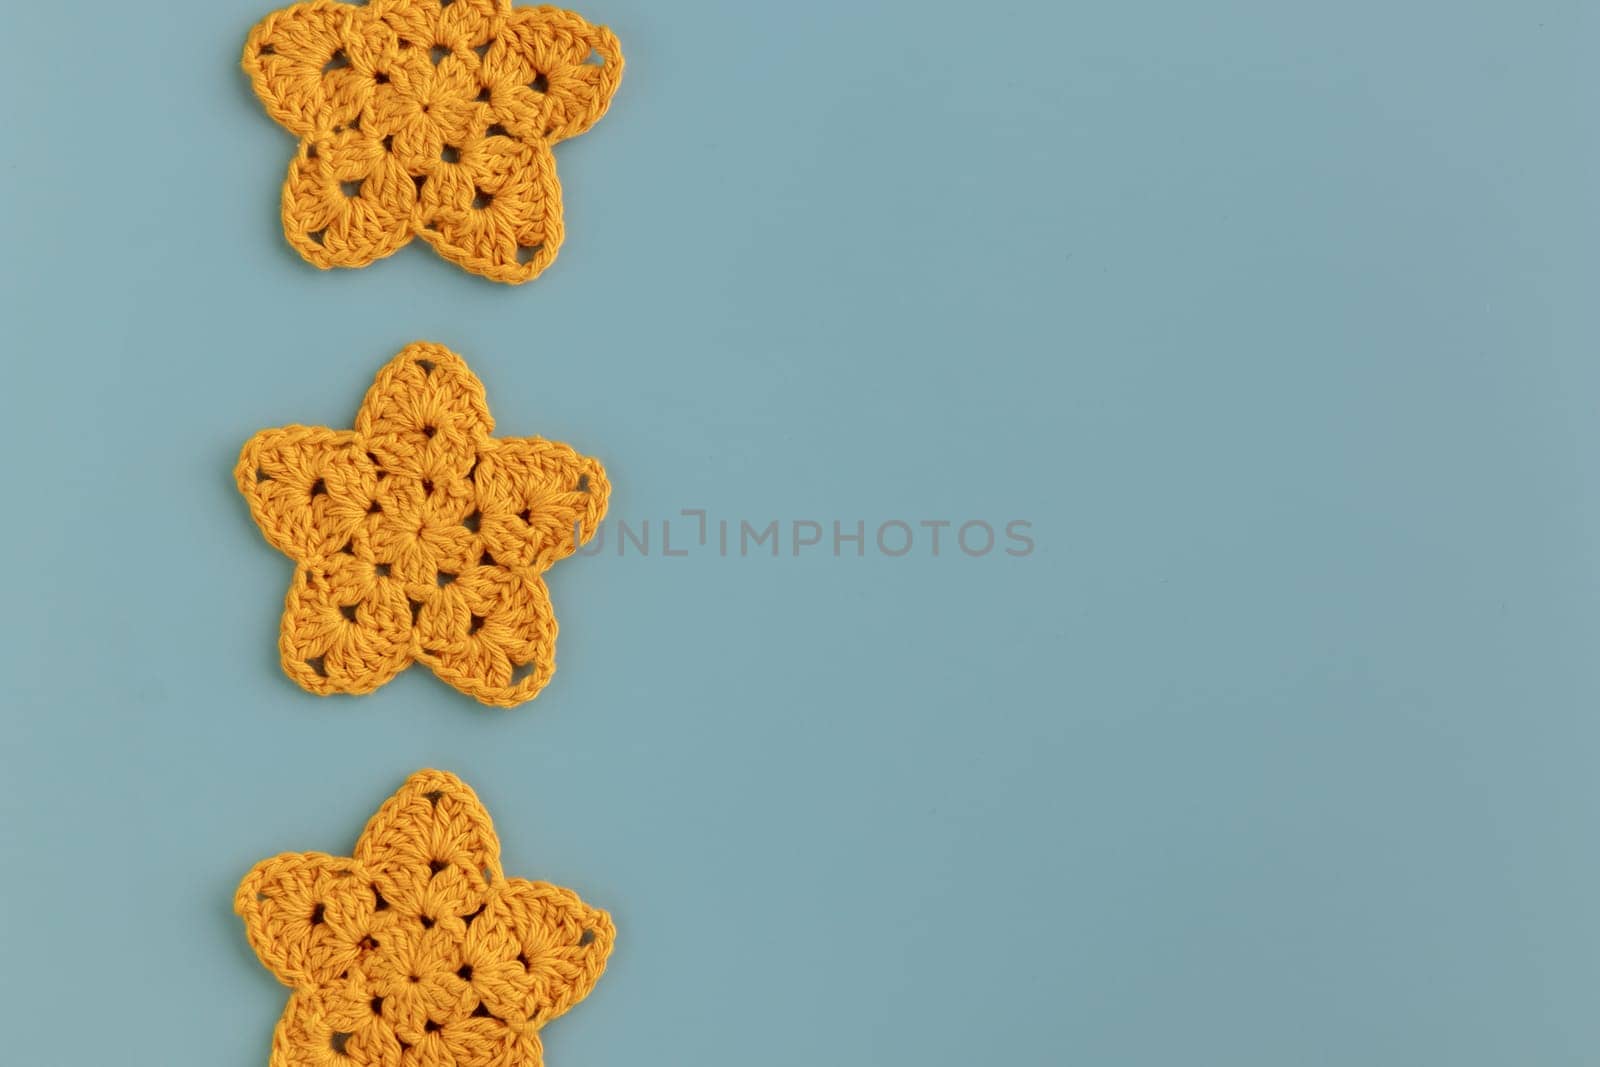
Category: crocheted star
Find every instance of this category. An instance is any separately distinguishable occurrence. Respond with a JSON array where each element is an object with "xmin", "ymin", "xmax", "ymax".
[
  {"xmin": 243, "ymin": 0, "xmax": 623, "ymax": 283},
  {"xmin": 236, "ymin": 342, "xmax": 609, "ymax": 707},
  {"xmin": 237, "ymin": 770, "xmax": 615, "ymax": 1067}
]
